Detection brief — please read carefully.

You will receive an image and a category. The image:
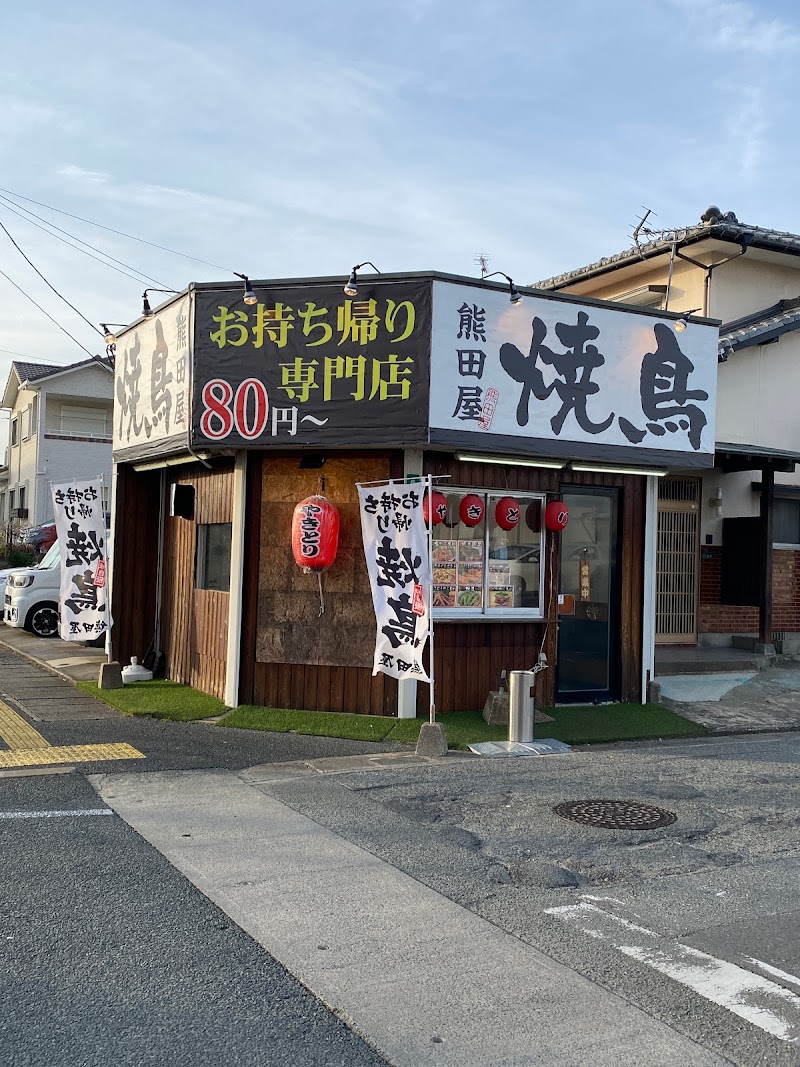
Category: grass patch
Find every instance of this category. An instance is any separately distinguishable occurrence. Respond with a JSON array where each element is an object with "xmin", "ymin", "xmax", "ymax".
[
  {"xmin": 220, "ymin": 705, "xmax": 398, "ymax": 742},
  {"xmin": 78, "ymin": 679, "xmax": 227, "ymax": 722},
  {"xmin": 219, "ymin": 702, "xmax": 707, "ymax": 749}
]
